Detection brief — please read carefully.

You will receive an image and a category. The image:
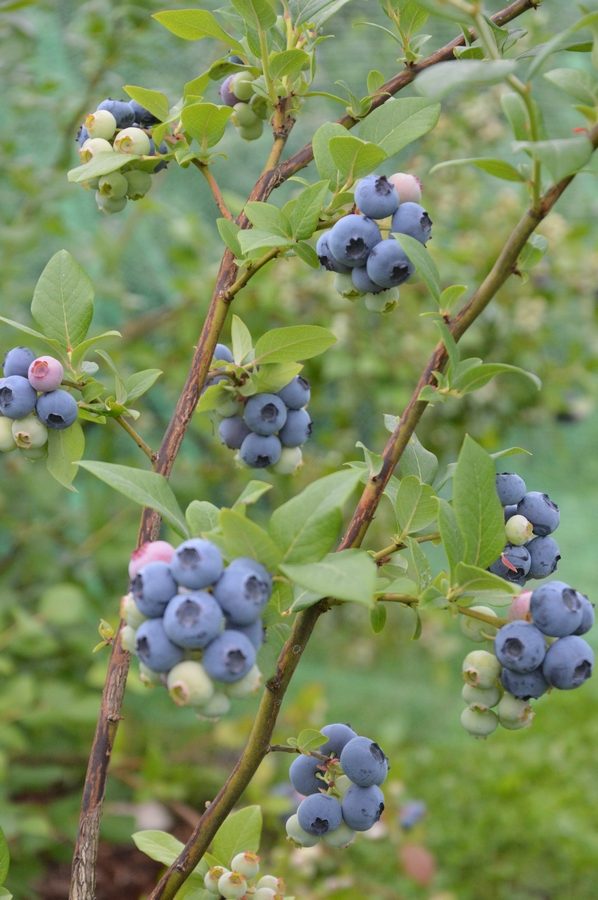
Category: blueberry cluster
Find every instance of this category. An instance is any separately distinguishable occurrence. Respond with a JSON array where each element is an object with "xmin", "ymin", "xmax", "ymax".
[
  {"xmin": 317, "ymin": 172, "xmax": 431, "ymax": 298},
  {"xmin": 286, "ymin": 723, "xmax": 388, "ymax": 848},
  {"xmin": 210, "ymin": 343, "xmax": 312, "ymax": 473},
  {"xmin": 0, "ymin": 346, "xmax": 77, "ymax": 457},
  {"xmin": 460, "ymin": 580, "xmax": 594, "ymax": 738},
  {"xmin": 204, "ymin": 851, "xmax": 286, "ymax": 899},
  {"xmin": 489, "ymin": 472, "xmax": 561, "ymax": 585},
  {"xmin": 121, "ymin": 538, "xmax": 270, "ymax": 716},
  {"xmin": 76, "ymin": 98, "xmax": 167, "ymax": 214},
  {"xmin": 219, "ymin": 65, "xmax": 269, "ymax": 141}
]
